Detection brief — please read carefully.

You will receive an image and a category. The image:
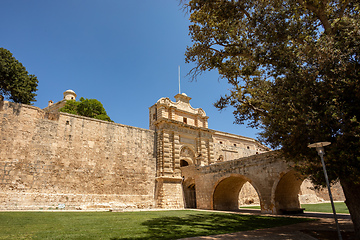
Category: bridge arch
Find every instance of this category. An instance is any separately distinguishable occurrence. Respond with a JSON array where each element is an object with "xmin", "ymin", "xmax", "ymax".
[
  {"xmin": 272, "ymin": 170, "xmax": 304, "ymax": 213},
  {"xmin": 212, "ymin": 174, "xmax": 261, "ymax": 210}
]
